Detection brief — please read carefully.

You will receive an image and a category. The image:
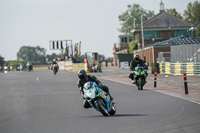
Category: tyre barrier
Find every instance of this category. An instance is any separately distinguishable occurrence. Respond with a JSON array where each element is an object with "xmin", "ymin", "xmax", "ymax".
[{"xmin": 159, "ymin": 62, "xmax": 200, "ymax": 76}]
